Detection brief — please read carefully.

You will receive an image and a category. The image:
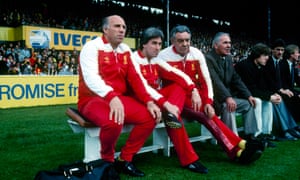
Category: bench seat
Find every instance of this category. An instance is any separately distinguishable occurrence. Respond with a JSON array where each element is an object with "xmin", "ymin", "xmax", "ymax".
[{"xmin": 66, "ymin": 107, "xmax": 215, "ymax": 162}]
